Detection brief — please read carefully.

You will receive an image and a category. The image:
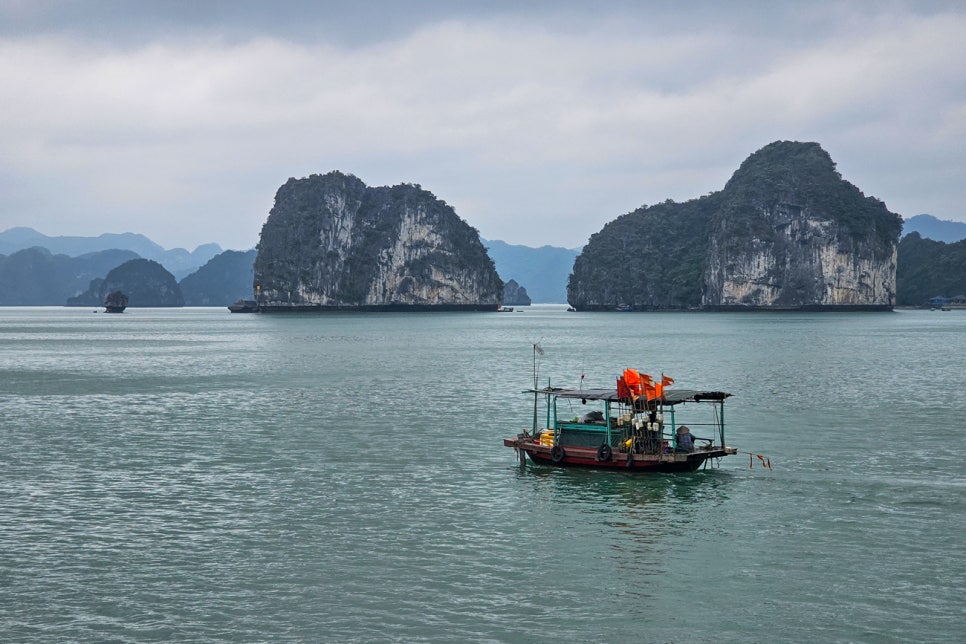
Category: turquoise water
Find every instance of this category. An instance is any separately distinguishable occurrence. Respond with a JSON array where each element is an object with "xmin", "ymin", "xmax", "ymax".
[{"xmin": 1, "ymin": 306, "xmax": 964, "ymax": 642}]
